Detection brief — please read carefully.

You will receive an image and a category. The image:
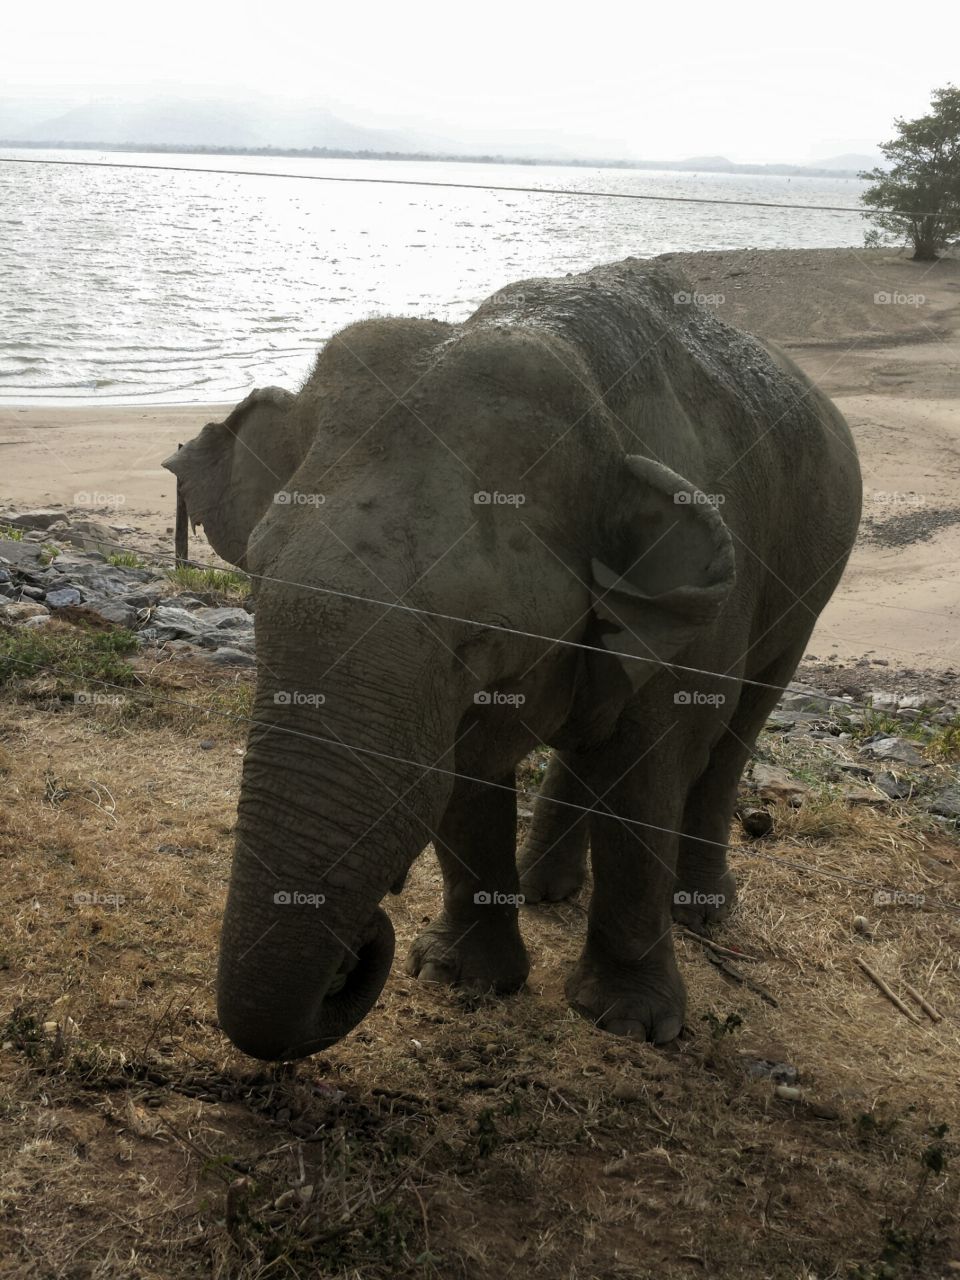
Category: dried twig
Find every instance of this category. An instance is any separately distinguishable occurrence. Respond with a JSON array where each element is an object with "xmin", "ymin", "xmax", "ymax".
[
  {"xmin": 902, "ymin": 981, "xmax": 944, "ymax": 1023},
  {"xmin": 677, "ymin": 927, "xmax": 763, "ymax": 963},
  {"xmin": 703, "ymin": 949, "xmax": 778, "ymax": 1005},
  {"xmin": 856, "ymin": 958, "xmax": 921, "ymax": 1025}
]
